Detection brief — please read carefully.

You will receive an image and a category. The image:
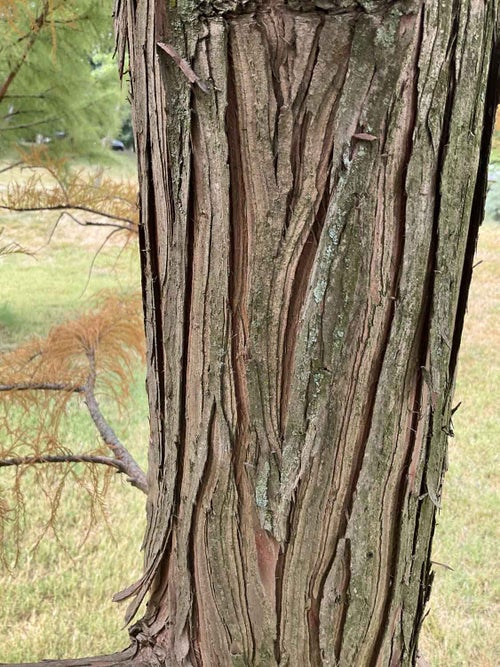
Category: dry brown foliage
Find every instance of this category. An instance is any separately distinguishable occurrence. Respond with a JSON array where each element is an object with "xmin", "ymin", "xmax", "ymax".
[
  {"xmin": 0, "ymin": 292, "xmax": 144, "ymax": 391},
  {"xmin": 1, "ymin": 146, "xmax": 139, "ymax": 238},
  {"xmin": 0, "ymin": 294, "xmax": 147, "ymax": 563}
]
